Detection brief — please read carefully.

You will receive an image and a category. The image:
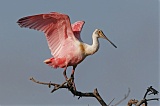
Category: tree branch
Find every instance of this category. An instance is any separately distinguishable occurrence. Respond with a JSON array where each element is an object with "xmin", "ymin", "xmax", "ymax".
[
  {"xmin": 30, "ymin": 77, "xmax": 108, "ymax": 106},
  {"xmin": 127, "ymin": 86, "xmax": 159, "ymax": 106}
]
